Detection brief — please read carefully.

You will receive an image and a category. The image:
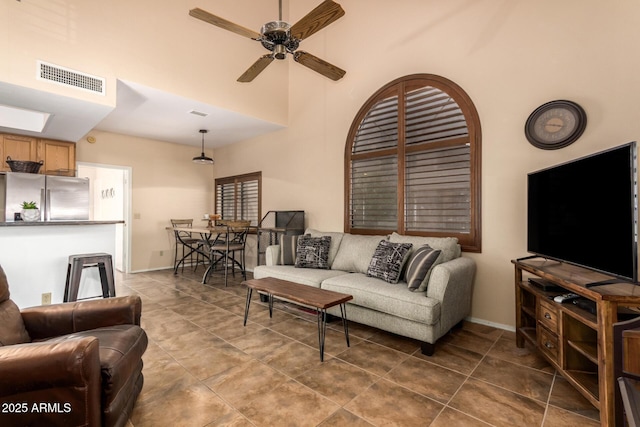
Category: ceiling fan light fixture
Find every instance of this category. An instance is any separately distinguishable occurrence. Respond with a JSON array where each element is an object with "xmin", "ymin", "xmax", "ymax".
[
  {"xmin": 192, "ymin": 129, "xmax": 214, "ymax": 165},
  {"xmin": 273, "ymin": 44, "xmax": 287, "ymax": 60}
]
